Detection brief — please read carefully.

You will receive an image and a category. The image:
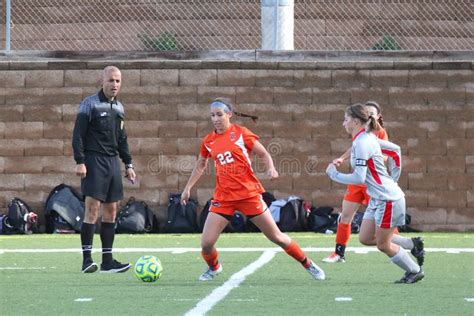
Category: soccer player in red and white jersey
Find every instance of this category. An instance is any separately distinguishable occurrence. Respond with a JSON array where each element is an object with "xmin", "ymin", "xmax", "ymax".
[
  {"xmin": 323, "ymin": 102, "xmax": 424, "ymax": 265},
  {"xmin": 181, "ymin": 98, "xmax": 325, "ymax": 281},
  {"xmin": 326, "ymin": 103, "xmax": 424, "ymax": 284}
]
